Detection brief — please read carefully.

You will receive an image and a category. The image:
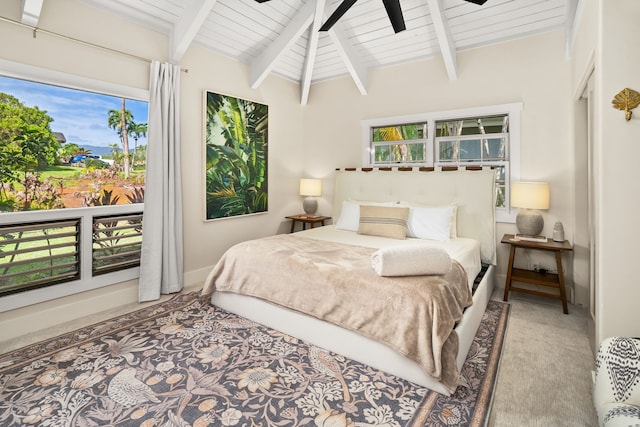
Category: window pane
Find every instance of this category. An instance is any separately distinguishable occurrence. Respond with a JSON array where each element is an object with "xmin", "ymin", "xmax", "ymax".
[
  {"xmin": 0, "ymin": 219, "xmax": 80, "ymax": 296},
  {"xmin": 0, "ymin": 75, "xmax": 148, "ymax": 212},
  {"xmin": 494, "ymin": 165, "xmax": 506, "ymax": 208},
  {"xmin": 92, "ymin": 213, "xmax": 143, "ymax": 276},
  {"xmin": 436, "ymin": 115, "xmax": 508, "ymax": 137},
  {"xmin": 460, "ymin": 139, "xmax": 481, "ymax": 161},
  {"xmin": 436, "ymin": 120, "xmax": 463, "ymax": 137},
  {"xmin": 496, "ymin": 184, "xmax": 506, "ymax": 208},
  {"xmin": 374, "ymin": 145, "xmax": 391, "ymax": 163},
  {"xmin": 374, "ymin": 143, "xmax": 424, "ymax": 164},
  {"xmin": 438, "ymin": 140, "xmax": 457, "ymax": 161},
  {"xmin": 372, "ymin": 123, "xmax": 427, "ymax": 141},
  {"xmin": 408, "ymin": 143, "xmax": 425, "ymax": 161},
  {"xmin": 484, "ymin": 137, "xmax": 506, "ymax": 160}
]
